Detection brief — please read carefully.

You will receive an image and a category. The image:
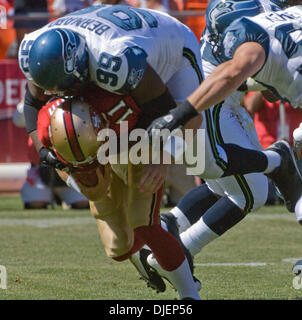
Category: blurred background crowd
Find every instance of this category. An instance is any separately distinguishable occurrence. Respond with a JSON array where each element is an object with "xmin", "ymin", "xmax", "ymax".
[
  {"xmin": 1, "ymin": 0, "xmax": 302, "ymax": 209},
  {"xmin": 0, "ymin": 0, "xmax": 206, "ymax": 60}
]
